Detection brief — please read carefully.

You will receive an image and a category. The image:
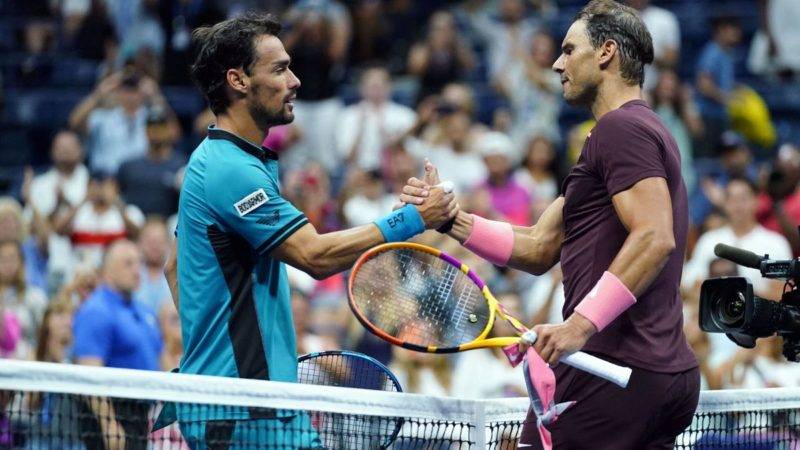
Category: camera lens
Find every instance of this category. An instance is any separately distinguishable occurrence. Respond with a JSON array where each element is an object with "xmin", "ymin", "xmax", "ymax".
[{"xmin": 715, "ymin": 291, "xmax": 746, "ymax": 327}]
